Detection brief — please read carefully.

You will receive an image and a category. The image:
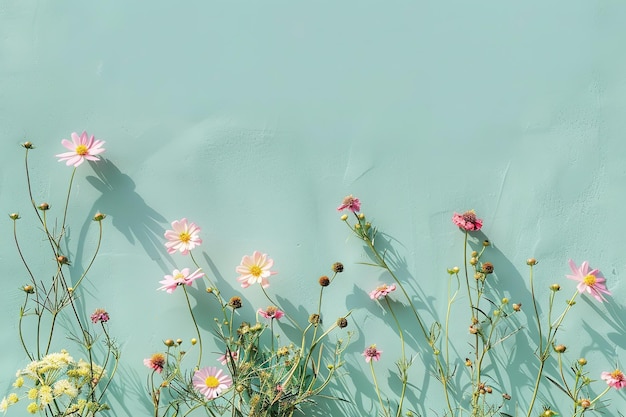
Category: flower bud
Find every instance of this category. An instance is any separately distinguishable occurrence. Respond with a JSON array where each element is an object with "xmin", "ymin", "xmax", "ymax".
[
  {"xmin": 164, "ymin": 339, "xmax": 175, "ymax": 347},
  {"xmin": 228, "ymin": 296, "xmax": 242, "ymax": 309},
  {"xmin": 578, "ymin": 358, "xmax": 587, "ymax": 366},
  {"xmin": 471, "ymin": 251, "xmax": 478, "ymax": 257},
  {"xmin": 501, "ymin": 297, "xmax": 509, "ymax": 304},
  {"xmin": 22, "ymin": 142, "xmax": 34, "ymax": 149},
  {"xmin": 485, "ymin": 386, "xmax": 492, "ymax": 394},
  {"xmin": 554, "ymin": 344, "xmax": 567, "ymax": 353},
  {"xmin": 481, "ymin": 262, "xmax": 494, "ymax": 274},
  {"xmin": 22, "ymin": 285, "xmax": 35, "ymax": 294},
  {"xmin": 38, "ymin": 203, "xmax": 50, "ymax": 211},
  {"xmin": 336, "ymin": 317, "xmax": 348, "ymax": 328},
  {"xmin": 470, "ymin": 257, "xmax": 477, "ymax": 266},
  {"xmin": 502, "ymin": 393, "xmax": 511, "ymax": 400},
  {"xmin": 9, "ymin": 213, "xmax": 20, "ymax": 220},
  {"xmin": 309, "ymin": 313, "xmax": 320, "ymax": 325},
  {"xmin": 57, "ymin": 255, "xmax": 69, "ymax": 265},
  {"xmin": 452, "ymin": 266, "xmax": 460, "ymax": 274},
  {"xmin": 526, "ymin": 258, "xmax": 537, "ymax": 266},
  {"xmin": 340, "ymin": 214, "xmax": 348, "ymax": 221},
  {"xmin": 354, "ymin": 223, "xmax": 361, "ymax": 230},
  {"xmin": 465, "ymin": 358, "xmax": 472, "ymax": 367},
  {"xmin": 176, "ymin": 338, "xmax": 183, "ymax": 345},
  {"xmin": 579, "ymin": 398, "xmax": 591, "ymax": 408},
  {"xmin": 483, "ymin": 240, "xmax": 490, "ymax": 247},
  {"xmin": 474, "ymin": 272, "xmax": 483, "ymax": 280},
  {"xmin": 469, "ymin": 326, "xmax": 478, "ymax": 334},
  {"xmin": 318, "ymin": 276, "xmax": 330, "ymax": 287},
  {"xmin": 512, "ymin": 303, "xmax": 521, "ymax": 312},
  {"xmin": 550, "ymin": 283, "xmax": 561, "ymax": 291},
  {"xmin": 332, "ymin": 262, "xmax": 344, "ymax": 273},
  {"xmin": 493, "ymin": 310, "xmax": 500, "ymax": 316},
  {"xmin": 358, "ymin": 213, "xmax": 365, "ymax": 219},
  {"xmin": 93, "ymin": 212, "xmax": 106, "ymax": 221}
]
